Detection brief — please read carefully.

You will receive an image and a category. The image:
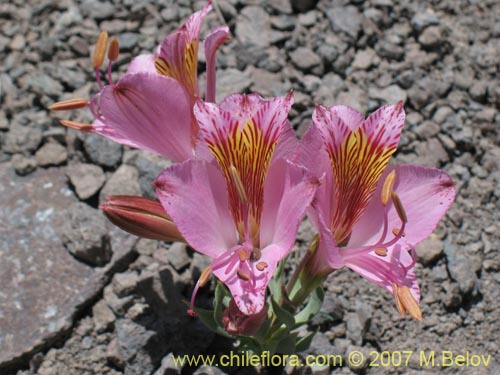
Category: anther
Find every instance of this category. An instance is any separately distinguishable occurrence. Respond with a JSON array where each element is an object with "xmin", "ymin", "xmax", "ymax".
[
  {"xmin": 380, "ymin": 170, "xmax": 396, "ymax": 206},
  {"xmin": 187, "ymin": 309, "xmax": 197, "ymax": 317},
  {"xmin": 49, "ymin": 98, "xmax": 88, "ymax": 111},
  {"xmin": 256, "ymin": 262, "xmax": 268, "ymax": 271},
  {"xmin": 59, "ymin": 120, "xmax": 93, "ymax": 132},
  {"xmin": 251, "ymin": 248, "xmax": 261, "ymax": 261},
  {"xmin": 392, "ymin": 283, "xmax": 406, "ymax": 315},
  {"xmin": 396, "ymin": 284, "xmax": 422, "ymax": 321},
  {"xmin": 93, "ymin": 31, "xmax": 109, "ymax": 68},
  {"xmin": 237, "ymin": 270, "xmax": 250, "ymax": 281},
  {"xmin": 228, "ymin": 165, "xmax": 248, "ymax": 203},
  {"xmin": 391, "ymin": 191, "xmax": 407, "ymax": 223},
  {"xmin": 237, "ymin": 249, "xmax": 250, "ymax": 262},
  {"xmin": 198, "ymin": 267, "xmax": 212, "ymax": 288},
  {"xmin": 374, "ymin": 247, "xmax": 388, "ymax": 257},
  {"xmin": 107, "ymin": 37, "xmax": 120, "ymax": 62},
  {"xmin": 392, "ymin": 228, "xmax": 405, "ymax": 237}
]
